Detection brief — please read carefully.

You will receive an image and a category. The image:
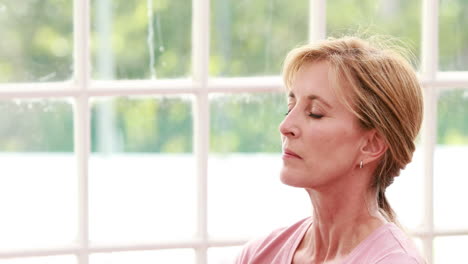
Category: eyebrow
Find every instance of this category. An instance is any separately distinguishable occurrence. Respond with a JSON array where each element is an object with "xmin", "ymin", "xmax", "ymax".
[{"xmin": 288, "ymin": 91, "xmax": 332, "ymax": 109}]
